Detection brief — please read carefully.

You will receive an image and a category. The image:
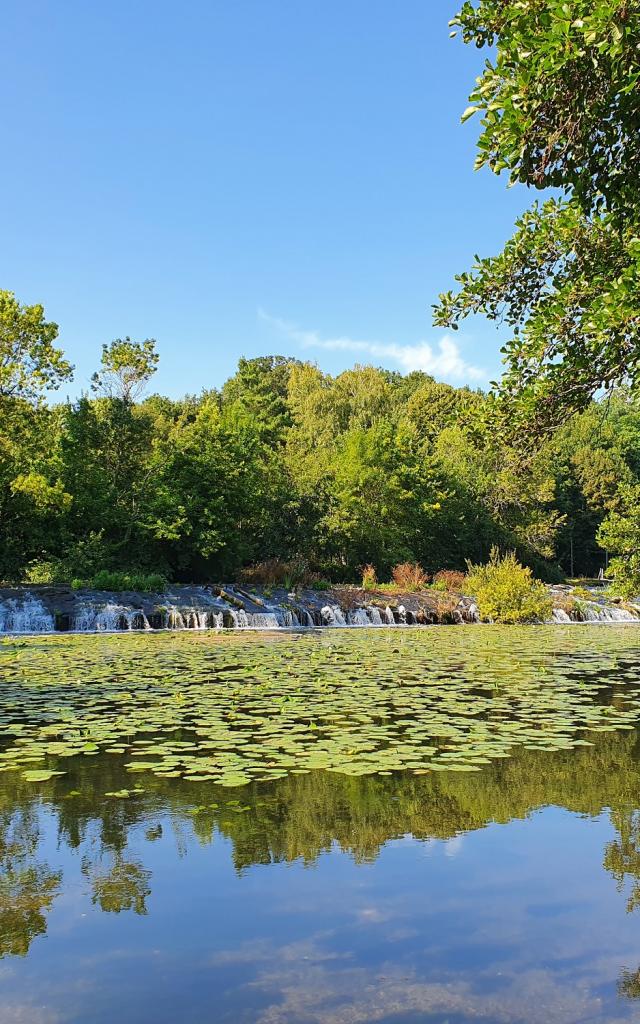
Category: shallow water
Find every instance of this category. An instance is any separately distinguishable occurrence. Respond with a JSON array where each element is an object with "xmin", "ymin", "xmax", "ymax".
[{"xmin": 2, "ymin": 627, "xmax": 640, "ymax": 1022}]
